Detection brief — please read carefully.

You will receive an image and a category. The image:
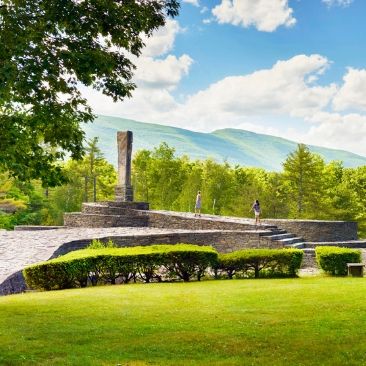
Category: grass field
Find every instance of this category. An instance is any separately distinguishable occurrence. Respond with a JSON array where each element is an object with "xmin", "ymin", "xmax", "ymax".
[{"xmin": 1, "ymin": 278, "xmax": 366, "ymax": 365}]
